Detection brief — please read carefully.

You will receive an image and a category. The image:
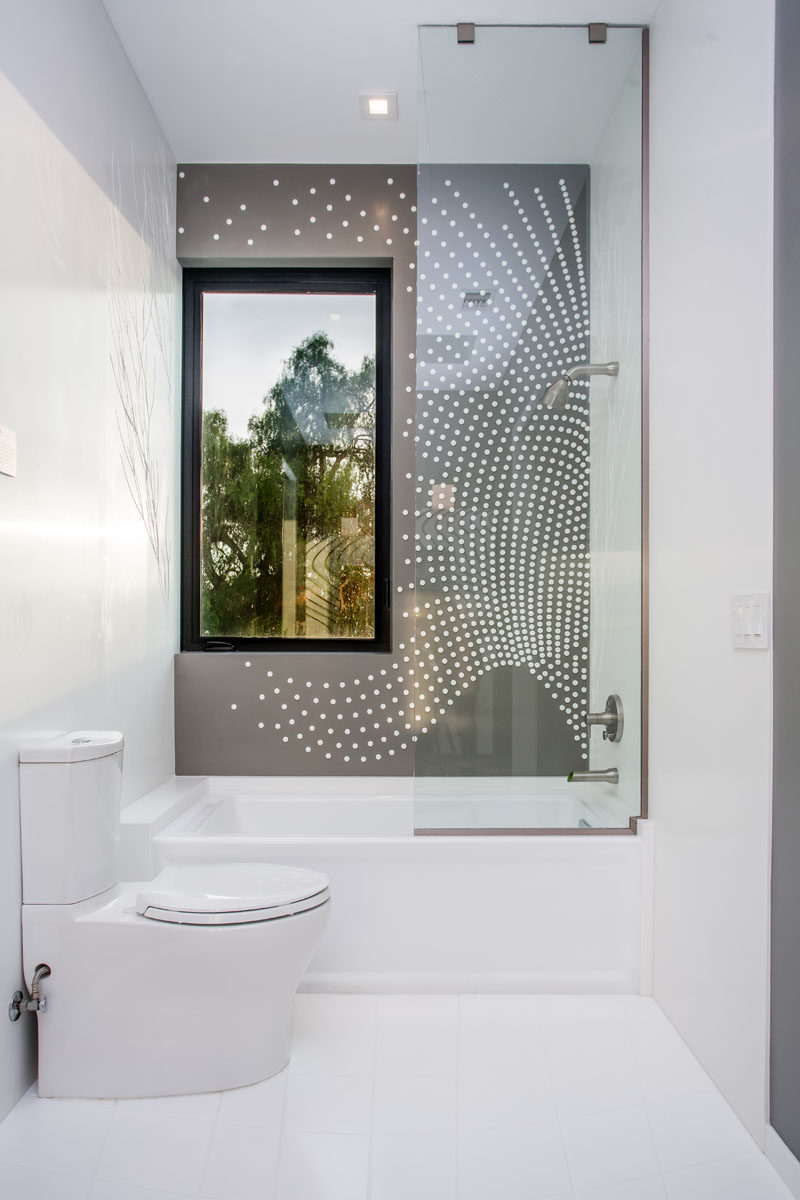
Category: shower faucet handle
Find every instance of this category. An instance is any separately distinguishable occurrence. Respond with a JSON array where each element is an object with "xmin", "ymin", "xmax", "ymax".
[{"xmin": 587, "ymin": 694, "xmax": 623, "ymax": 743}]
